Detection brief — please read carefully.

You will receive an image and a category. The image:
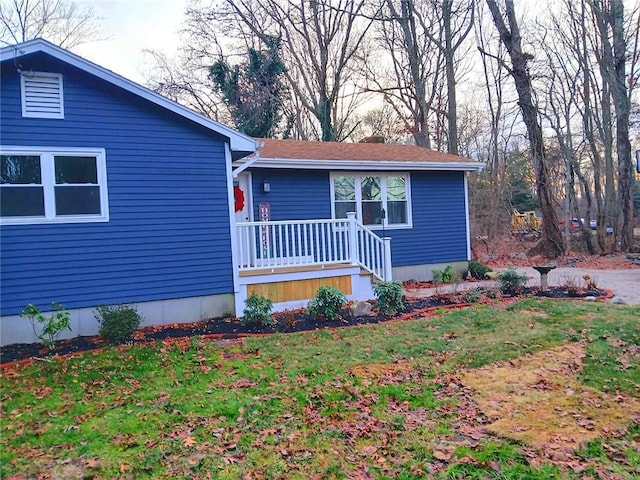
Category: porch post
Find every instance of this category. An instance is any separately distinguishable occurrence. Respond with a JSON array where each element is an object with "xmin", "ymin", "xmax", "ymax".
[
  {"xmin": 382, "ymin": 237, "xmax": 393, "ymax": 281},
  {"xmin": 347, "ymin": 212, "xmax": 358, "ymax": 265}
]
